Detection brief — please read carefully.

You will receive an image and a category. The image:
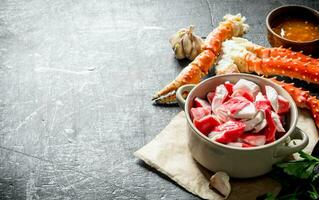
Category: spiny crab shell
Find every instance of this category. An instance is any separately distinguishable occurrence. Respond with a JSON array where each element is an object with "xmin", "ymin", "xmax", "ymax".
[
  {"xmin": 216, "ymin": 38, "xmax": 319, "ymax": 129},
  {"xmin": 216, "ymin": 37, "xmax": 319, "ymax": 84}
]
